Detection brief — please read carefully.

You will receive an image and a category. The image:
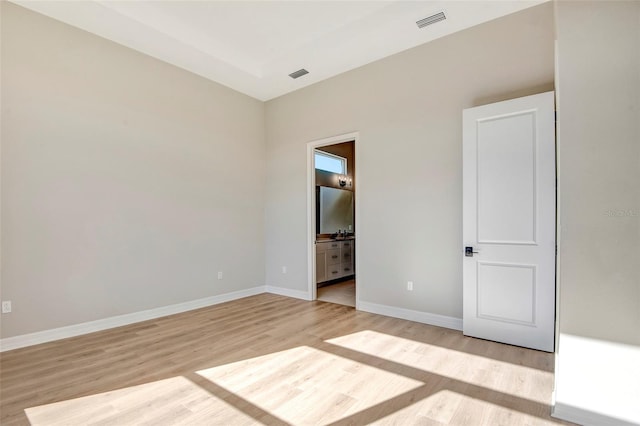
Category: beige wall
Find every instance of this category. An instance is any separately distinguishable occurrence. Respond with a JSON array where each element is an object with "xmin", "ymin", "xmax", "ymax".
[
  {"xmin": 0, "ymin": 3, "xmax": 266, "ymax": 338},
  {"xmin": 556, "ymin": 0, "xmax": 639, "ymax": 346},
  {"xmin": 264, "ymin": 3, "xmax": 555, "ymax": 317},
  {"xmin": 554, "ymin": 1, "xmax": 640, "ymax": 423}
]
